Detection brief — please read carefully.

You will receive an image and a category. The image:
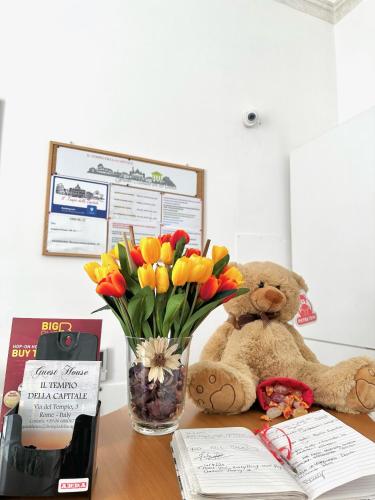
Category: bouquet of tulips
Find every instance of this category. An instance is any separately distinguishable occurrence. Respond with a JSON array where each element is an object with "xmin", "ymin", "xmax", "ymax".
[{"xmin": 84, "ymin": 229, "xmax": 247, "ymax": 352}]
